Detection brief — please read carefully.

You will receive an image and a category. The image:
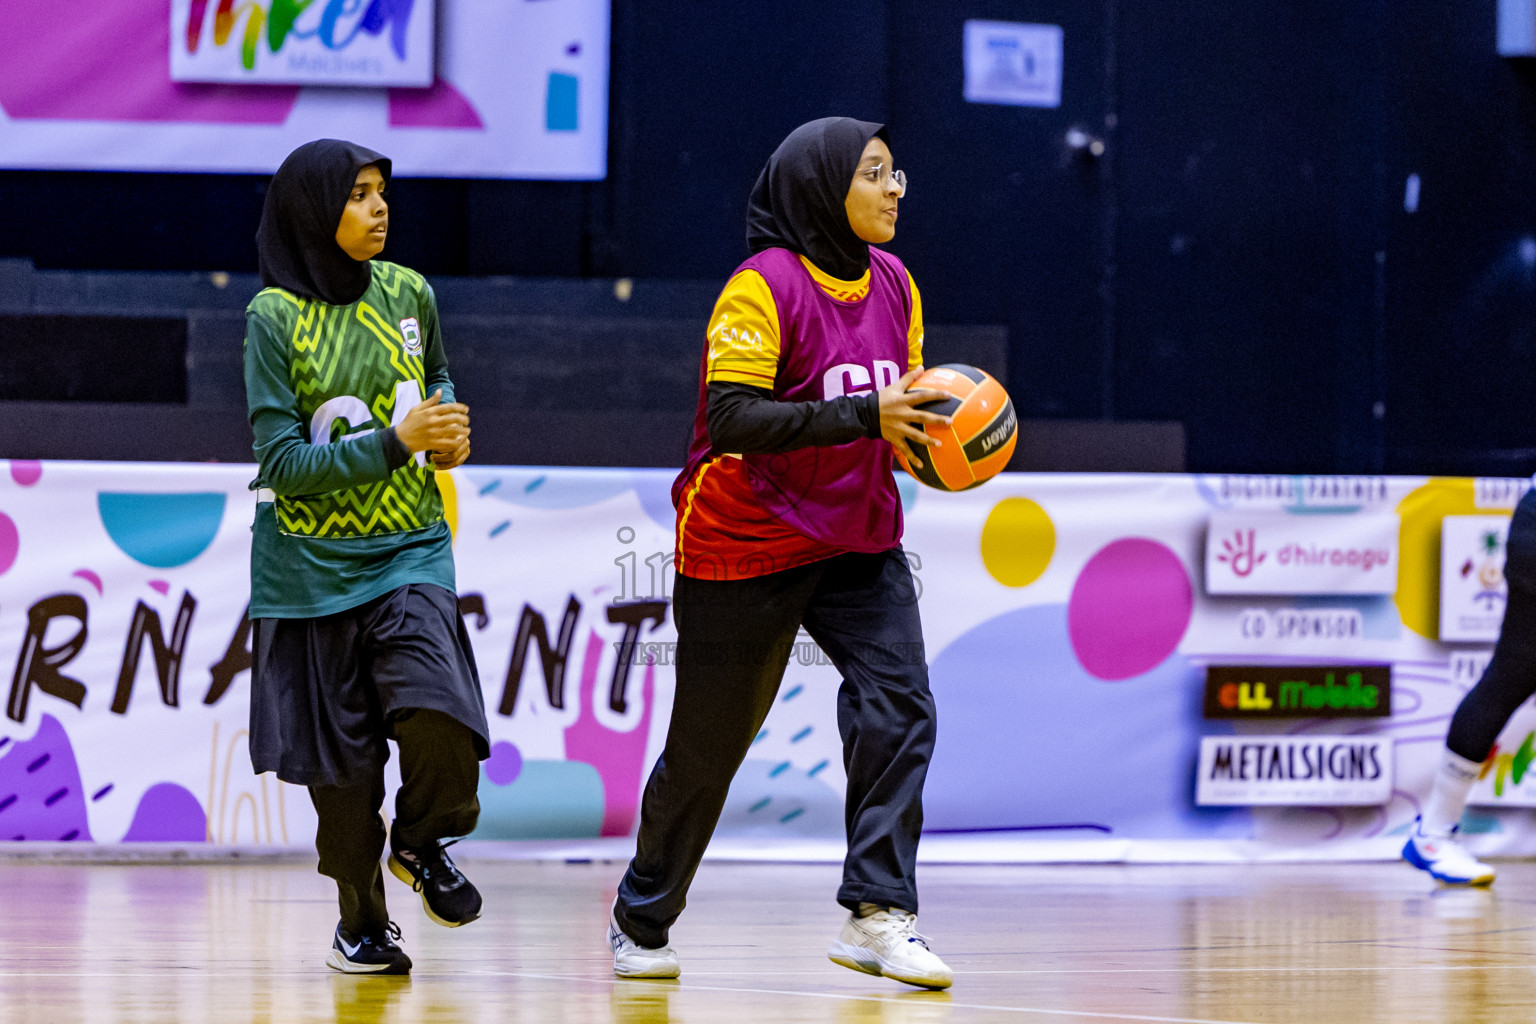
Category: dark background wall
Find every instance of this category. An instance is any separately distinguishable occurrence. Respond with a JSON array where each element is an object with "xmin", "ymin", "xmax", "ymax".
[{"xmin": 2, "ymin": 0, "xmax": 1534, "ymax": 474}]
